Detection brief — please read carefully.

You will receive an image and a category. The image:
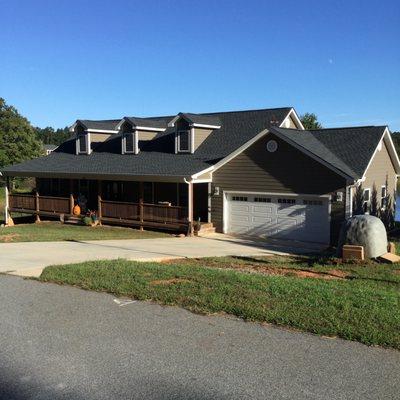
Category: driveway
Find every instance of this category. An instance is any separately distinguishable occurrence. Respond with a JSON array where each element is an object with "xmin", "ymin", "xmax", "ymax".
[
  {"xmin": 0, "ymin": 275, "xmax": 399, "ymax": 400},
  {"xmin": 0, "ymin": 234, "xmax": 325, "ymax": 277}
]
